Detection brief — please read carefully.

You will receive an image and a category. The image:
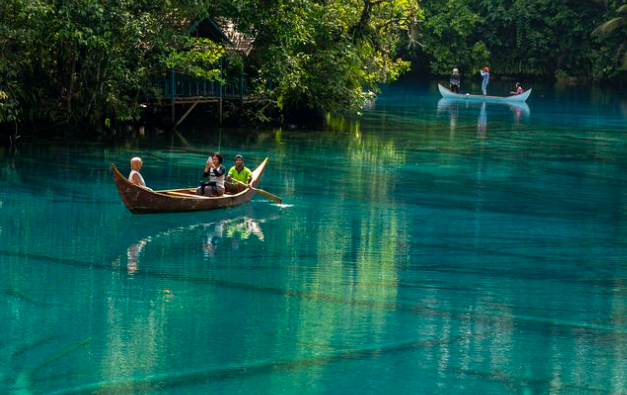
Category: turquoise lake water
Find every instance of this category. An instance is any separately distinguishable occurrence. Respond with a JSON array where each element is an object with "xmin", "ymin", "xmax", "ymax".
[{"xmin": 1, "ymin": 80, "xmax": 627, "ymax": 394}]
